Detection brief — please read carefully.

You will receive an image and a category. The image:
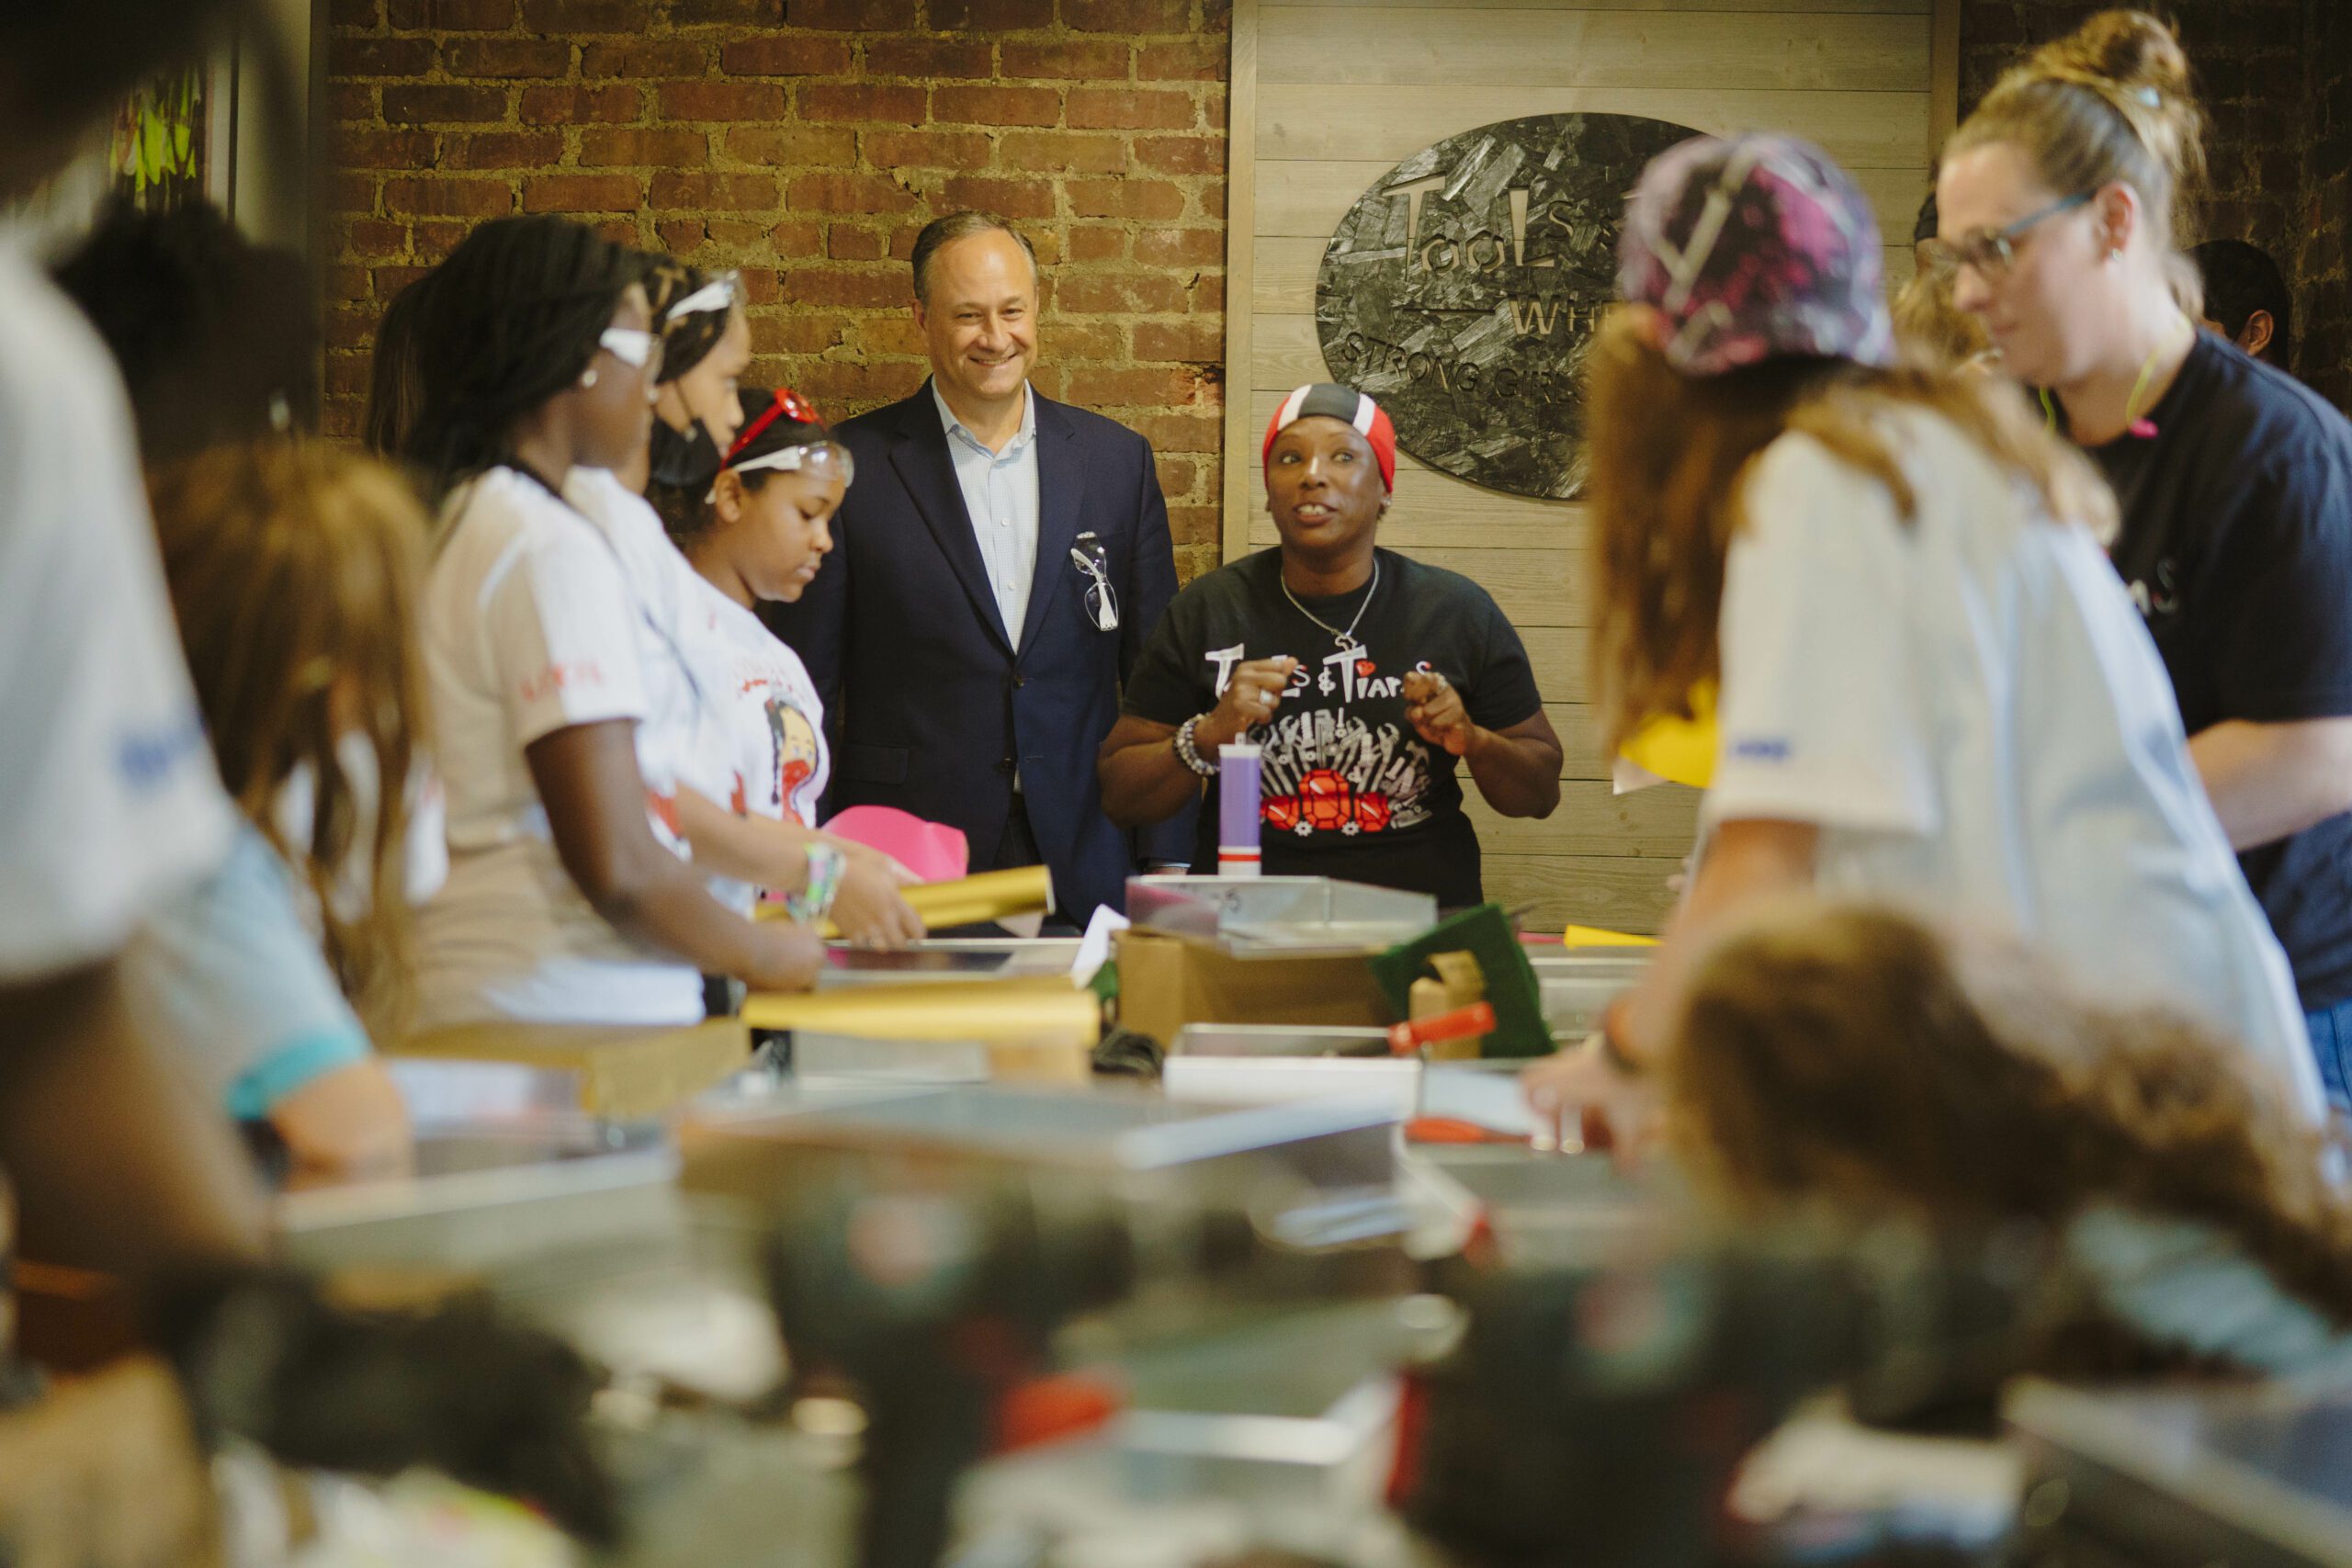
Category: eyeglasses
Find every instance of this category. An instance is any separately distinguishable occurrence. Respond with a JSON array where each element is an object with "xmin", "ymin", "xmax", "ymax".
[
  {"xmin": 597, "ymin": 327, "xmax": 666, "ymax": 380},
  {"xmin": 1928, "ymin": 192, "xmax": 2092, "ymax": 280},
  {"xmin": 1071, "ymin": 532, "xmax": 1119, "ymax": 632}
]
